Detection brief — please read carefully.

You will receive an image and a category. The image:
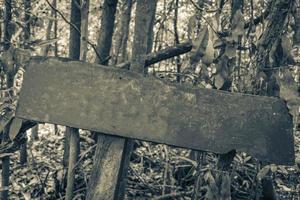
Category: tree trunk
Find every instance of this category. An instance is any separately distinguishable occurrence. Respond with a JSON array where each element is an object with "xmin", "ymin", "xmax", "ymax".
[
  {"xmin": 131, "ymin": 0, "xmax": 158, "ymax": 74},
  {"xmin": 42, "ymin": 0, "xmax": 56, "ymax": 56},
  {"xmin": 173, "ymin": 0, "xmax": 181, "ymax": 83},
  {"xmin": 86, "ymin": 135, "xmax": 132, "ymax": 200},
  {"xmin": 293, "ymin": 1, "xmax": 300, "ymax": 45},
  {"xmin": 94, "ymin": 0, "xmax": 118, "ymax": 65},
  {"xmin": 86, "ymin": 0, "xmax": 133, "ymax": 199},
  {"xmin": 3, "ymin": 0, "xmax": 12, "ymax": 50},
  {"xmin": 65, "ymin": 128, "xmax": 80, "ymax": 200},
  {"xmin": 65, "ymin": 0, "xmax": 81, "ymax": 199},
  {"xmin": 255, "ymin": 0, "xmax": 294, "ymax": 199},
  {"xmin": 23, "ymin": 0, "xmax": 31, "ymax": 48},
  {"xmin": 1, "ymin": 1, "xmax": 12, "ymax": 199},
  {"xmin": 18, "ymin": 0, "xmax": 31, "ymax": 165},
  {"xmin": 19, "ymin": 135, "xmax": 28, "ymax": 165},
  {"xmin": 80, "ymin": 0, "xmax": 90, "ymax": 61},
  {"xmin": 113, "ymin": 0, "xmax": 133, "ymax": 64},
  {"xmin": 146, "ymin": 1, "xmax": 157, "ymax": 54},
  {"xmin": 54, "ymin": 0, "xmax": 58, "ymax": 56}
]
